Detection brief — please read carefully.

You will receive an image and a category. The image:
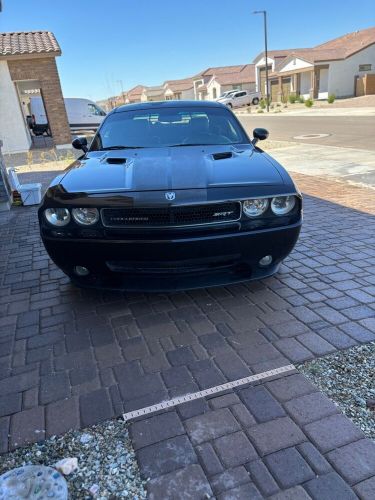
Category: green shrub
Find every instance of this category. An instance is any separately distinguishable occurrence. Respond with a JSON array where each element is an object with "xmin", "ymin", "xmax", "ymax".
[
  {"xmin": 288, "ymin": 94, "xmax": 297, "ymax": 104},
  {"xmin": 327, "ymin": 94, "xmax": 336, "ymax": 104},
  {"xmin": 305, "ymin": 98, "xmax": 314, "ymax": 107},
  {"xmin": 259, "ymin": 99, "xmax": 266, "ymax": 109},
  {"xmin": 297, "ymin": 95, "xmax": 305, "ymax": 103},
  {"xmin": 257, "ymin": 109, "xmax": 264, "ymax": 113}
]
